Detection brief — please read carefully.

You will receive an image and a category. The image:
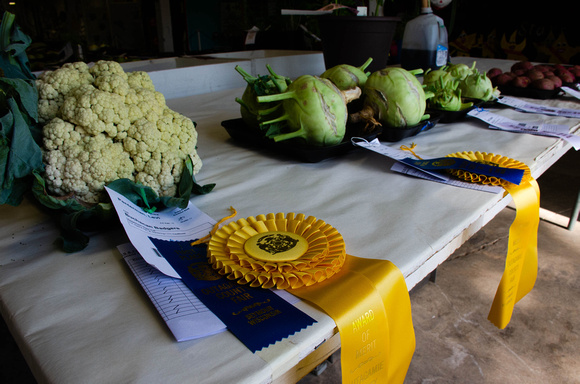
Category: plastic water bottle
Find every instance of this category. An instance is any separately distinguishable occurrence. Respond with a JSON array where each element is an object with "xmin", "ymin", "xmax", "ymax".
[{"xmin": 400, "ymin": 0, "xmax": 449, "ymax": 71}]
